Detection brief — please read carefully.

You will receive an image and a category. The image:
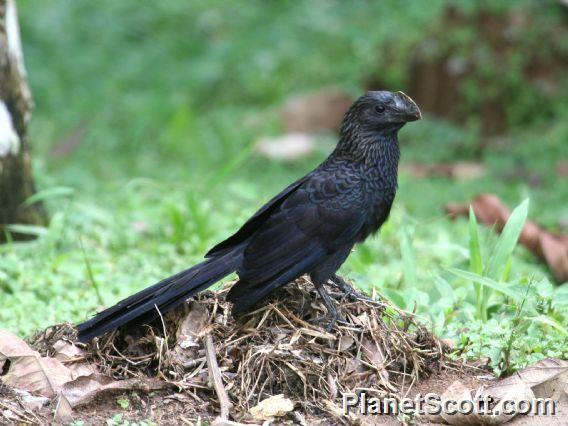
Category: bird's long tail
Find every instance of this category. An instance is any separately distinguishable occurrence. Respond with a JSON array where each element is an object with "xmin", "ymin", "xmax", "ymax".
[{"xmin": 76, "ymin": 248, "xmax": 242, "ymax": 342}]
